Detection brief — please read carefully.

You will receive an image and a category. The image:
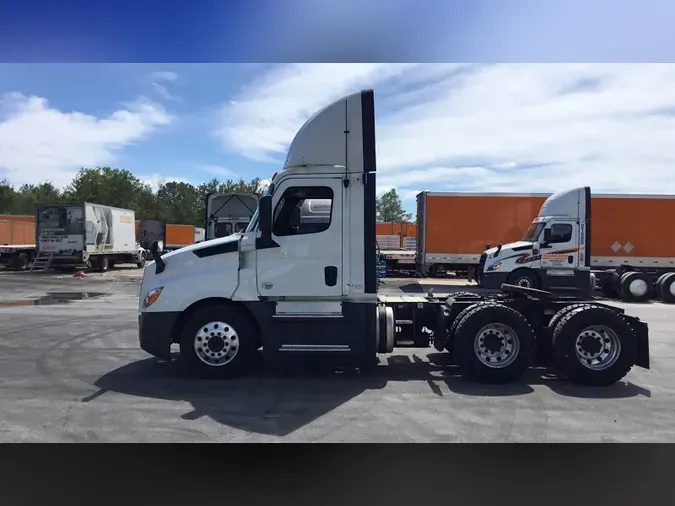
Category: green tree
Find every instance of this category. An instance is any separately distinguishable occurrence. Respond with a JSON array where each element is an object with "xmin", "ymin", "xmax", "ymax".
[
  {"xmin": 0, "ymin": 179, "xmax": 17, "ymax": 213},
  {"xmin": 376, "ymin": 188, "xmax": 412, "ymax": 222},
  {"xmin": 64, "ymin": 167, "xmax": 145, "ymax": 210},
  {"xmin": 11, "ymin": 182, "xmax": 62, "ymax": 215},
  {"xmin": 0, "ymin": 169, "xmax": 266, "ymax": 227},
  {"xmin": 157, "ymin": 181, "xmax": 200, "ymax": 224}
]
